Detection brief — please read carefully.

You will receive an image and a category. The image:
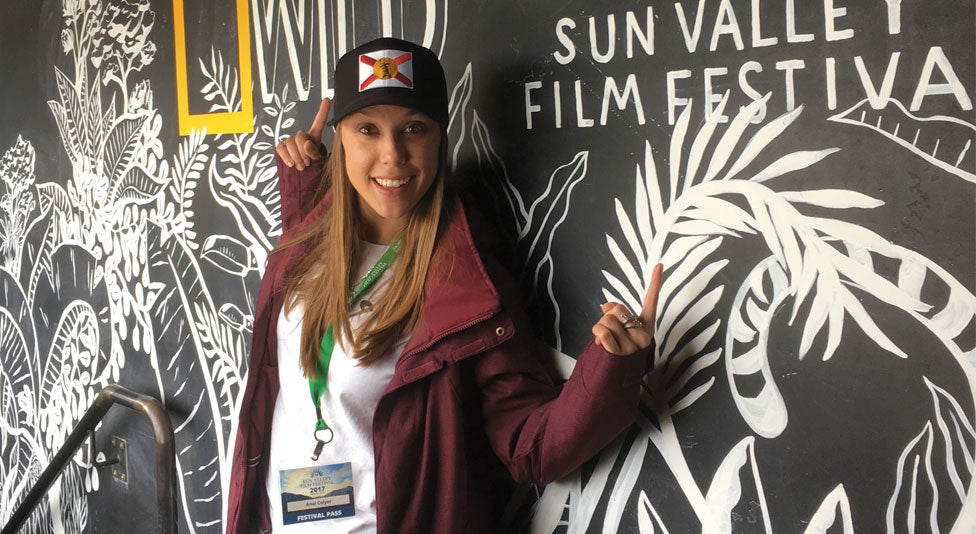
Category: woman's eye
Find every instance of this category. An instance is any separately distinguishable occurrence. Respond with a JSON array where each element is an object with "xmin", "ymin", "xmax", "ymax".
[
  {"xmin": 403, "ymin": 123, "xmax": 425, "ymax": 134},
  {"xmin": 357, "ymin": 125, "xmax": 376, "ymax": 135}
]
